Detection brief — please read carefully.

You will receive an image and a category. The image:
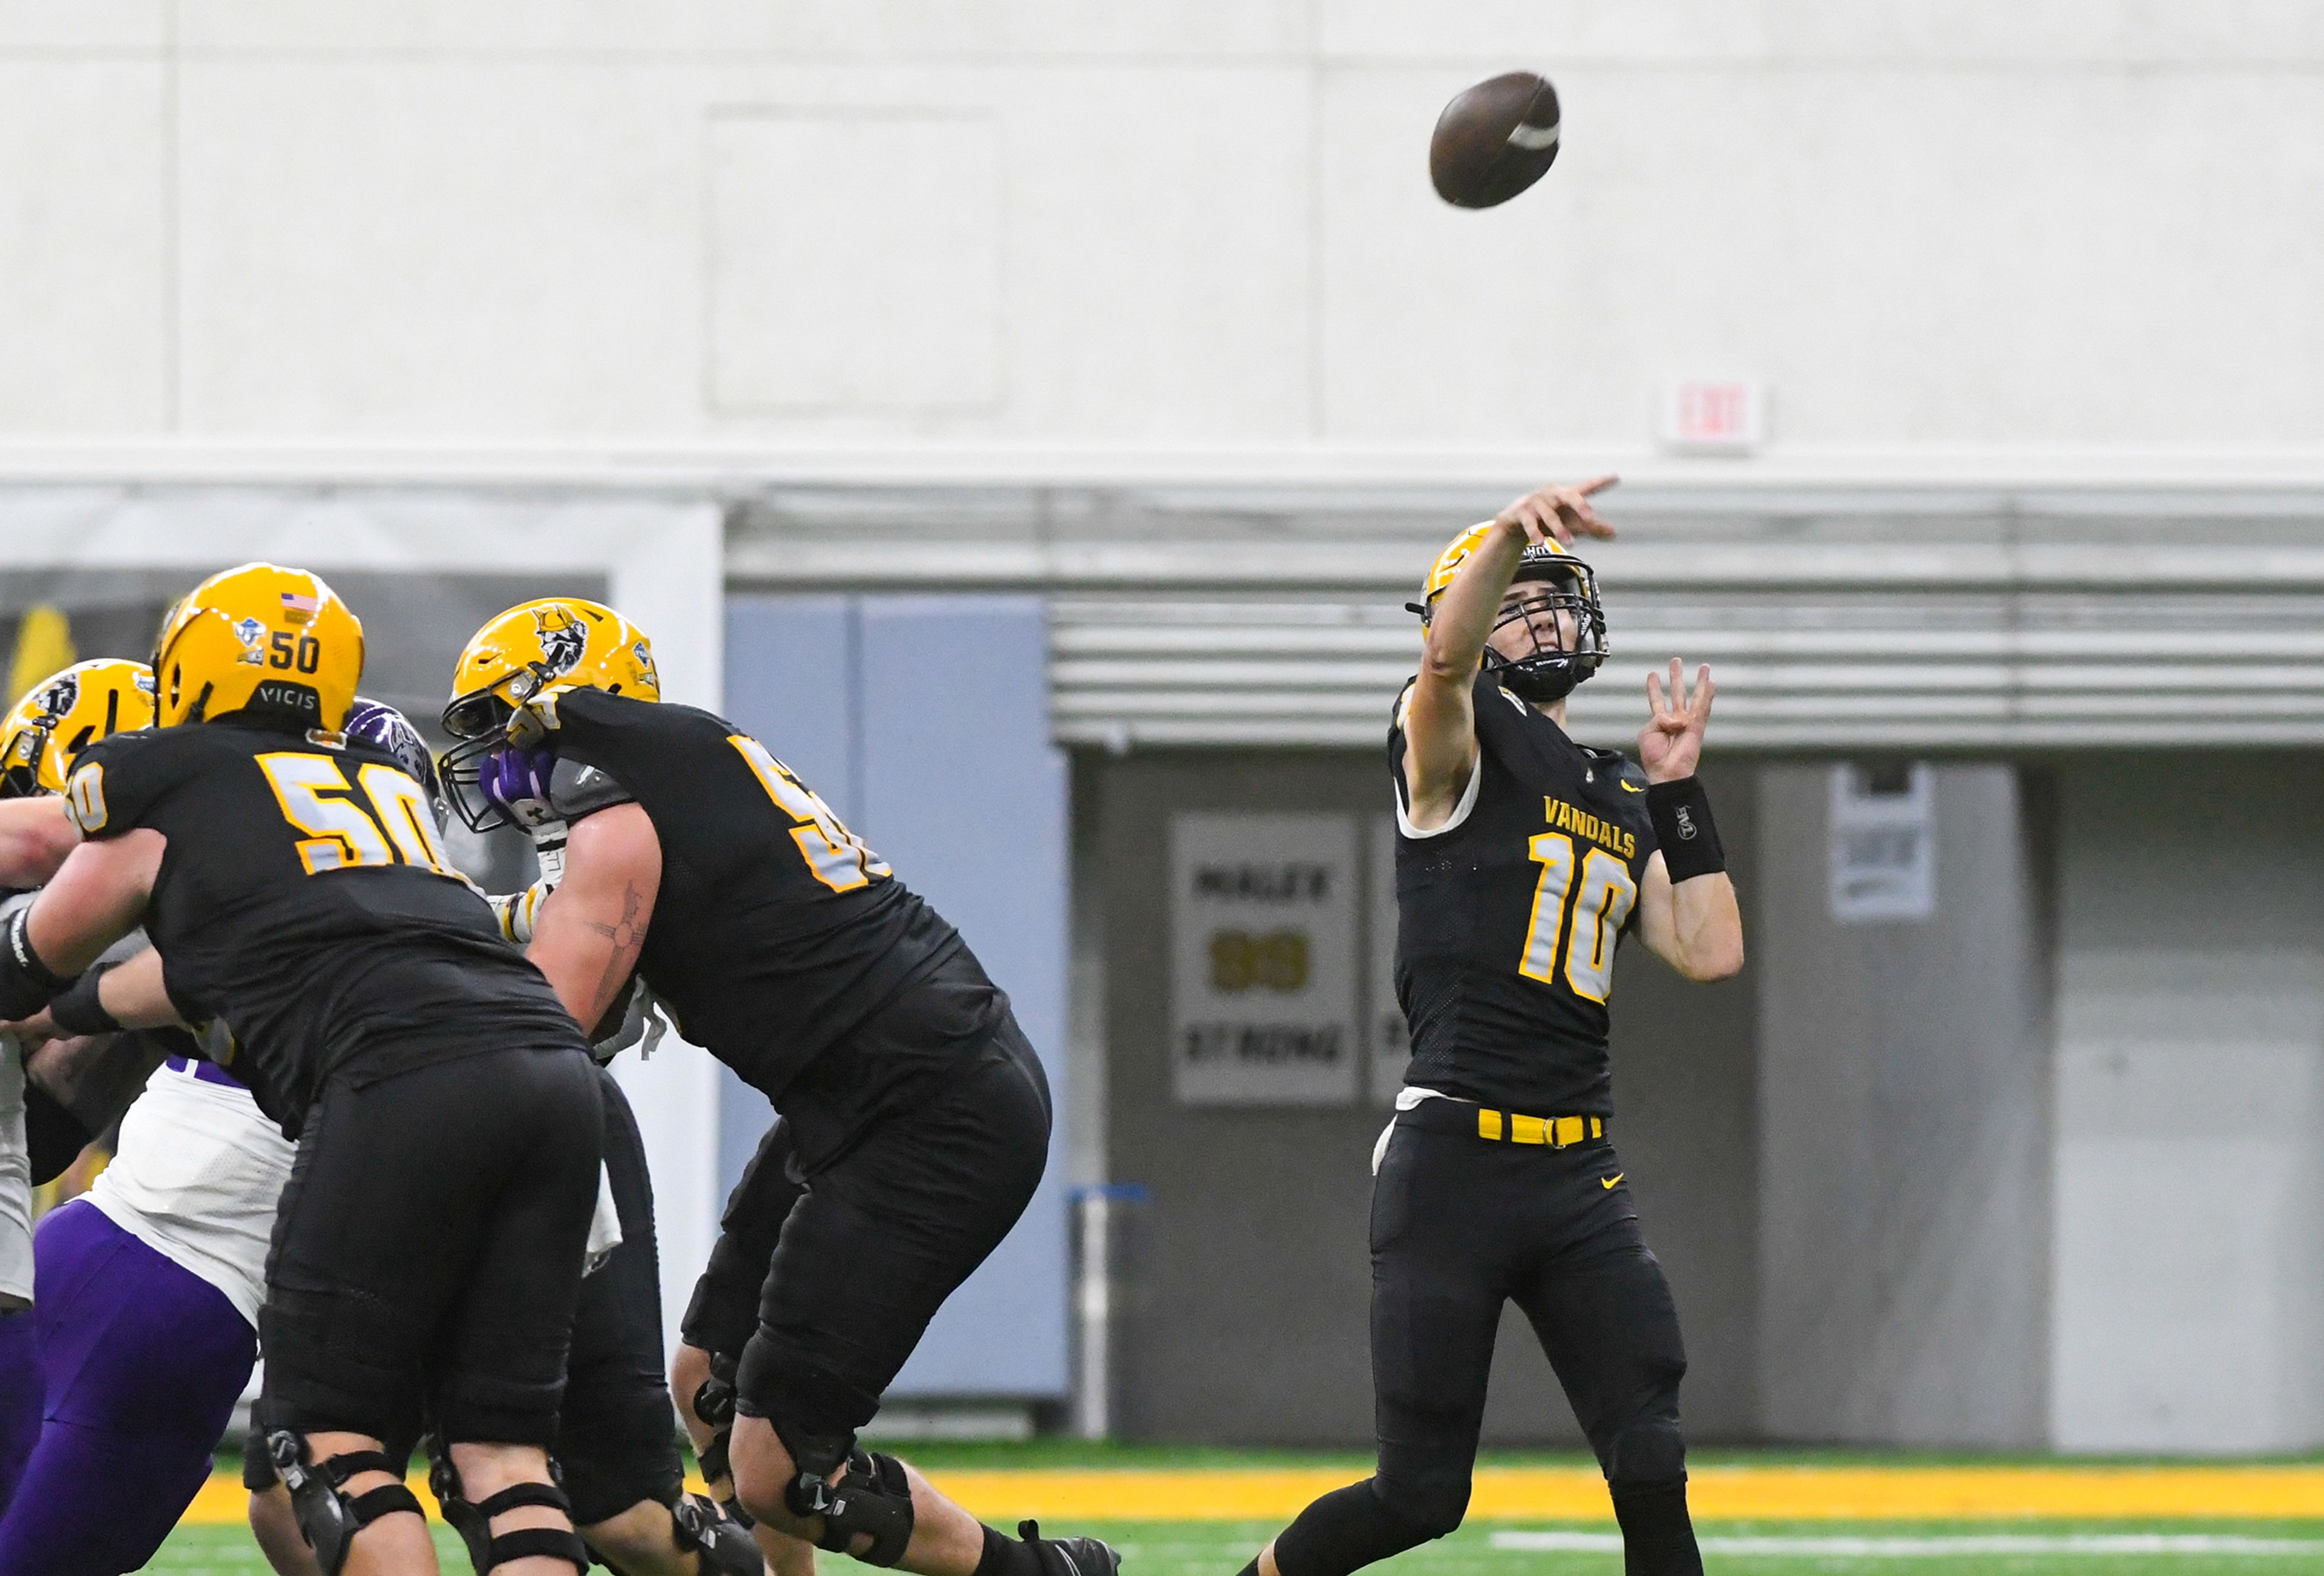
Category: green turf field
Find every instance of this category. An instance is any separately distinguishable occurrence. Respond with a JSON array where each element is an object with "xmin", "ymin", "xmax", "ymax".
[
  {"xmin": 135, "ymin": 1446, "xmax": 2324, "ymax": 1575},
  {"xmin": 137, "ymin": 1516, "xmax": 2324, "ymax": 1575}
]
